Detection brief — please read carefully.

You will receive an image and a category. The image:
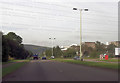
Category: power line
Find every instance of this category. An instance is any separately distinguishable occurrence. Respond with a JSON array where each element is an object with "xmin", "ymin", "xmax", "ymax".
[
  {"xmin": 1, "ymin": 14, "xmax": 117, "ymax": 30},
  {"xmin": 17, "ymin": 0, "xmax": 117, "ymax": 16},
  {"xmin": 0, "ymin": 14, "xmax": 117, "ymax": 27},
  {"xmin": 1, "ymin": 22, "xmax": 117, "ymax": 34},
  {"xmin": 1, "ymin": 24, "xmax": 117, "ymax": 33},
  {"xmin": 0, "ymin": 8, "xmax": 117, "ymax": 23},
  {"xmin": 0, "ymin": 4, "xmax": 117, "ymax": 23},
  {"xmin": 0, "ymin": 2, "xmax": 117, "ymax": 32},
  {"xmin": 0, "ymin": 1, "xmax": 72, "ymax": 14},
  {"xmin": 0, "ymin": 7, "xmax": 117, "ymax": 20},
  {"xmin": 0, "ymin": 1, "xmax": 117, "ymax": 18}
]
